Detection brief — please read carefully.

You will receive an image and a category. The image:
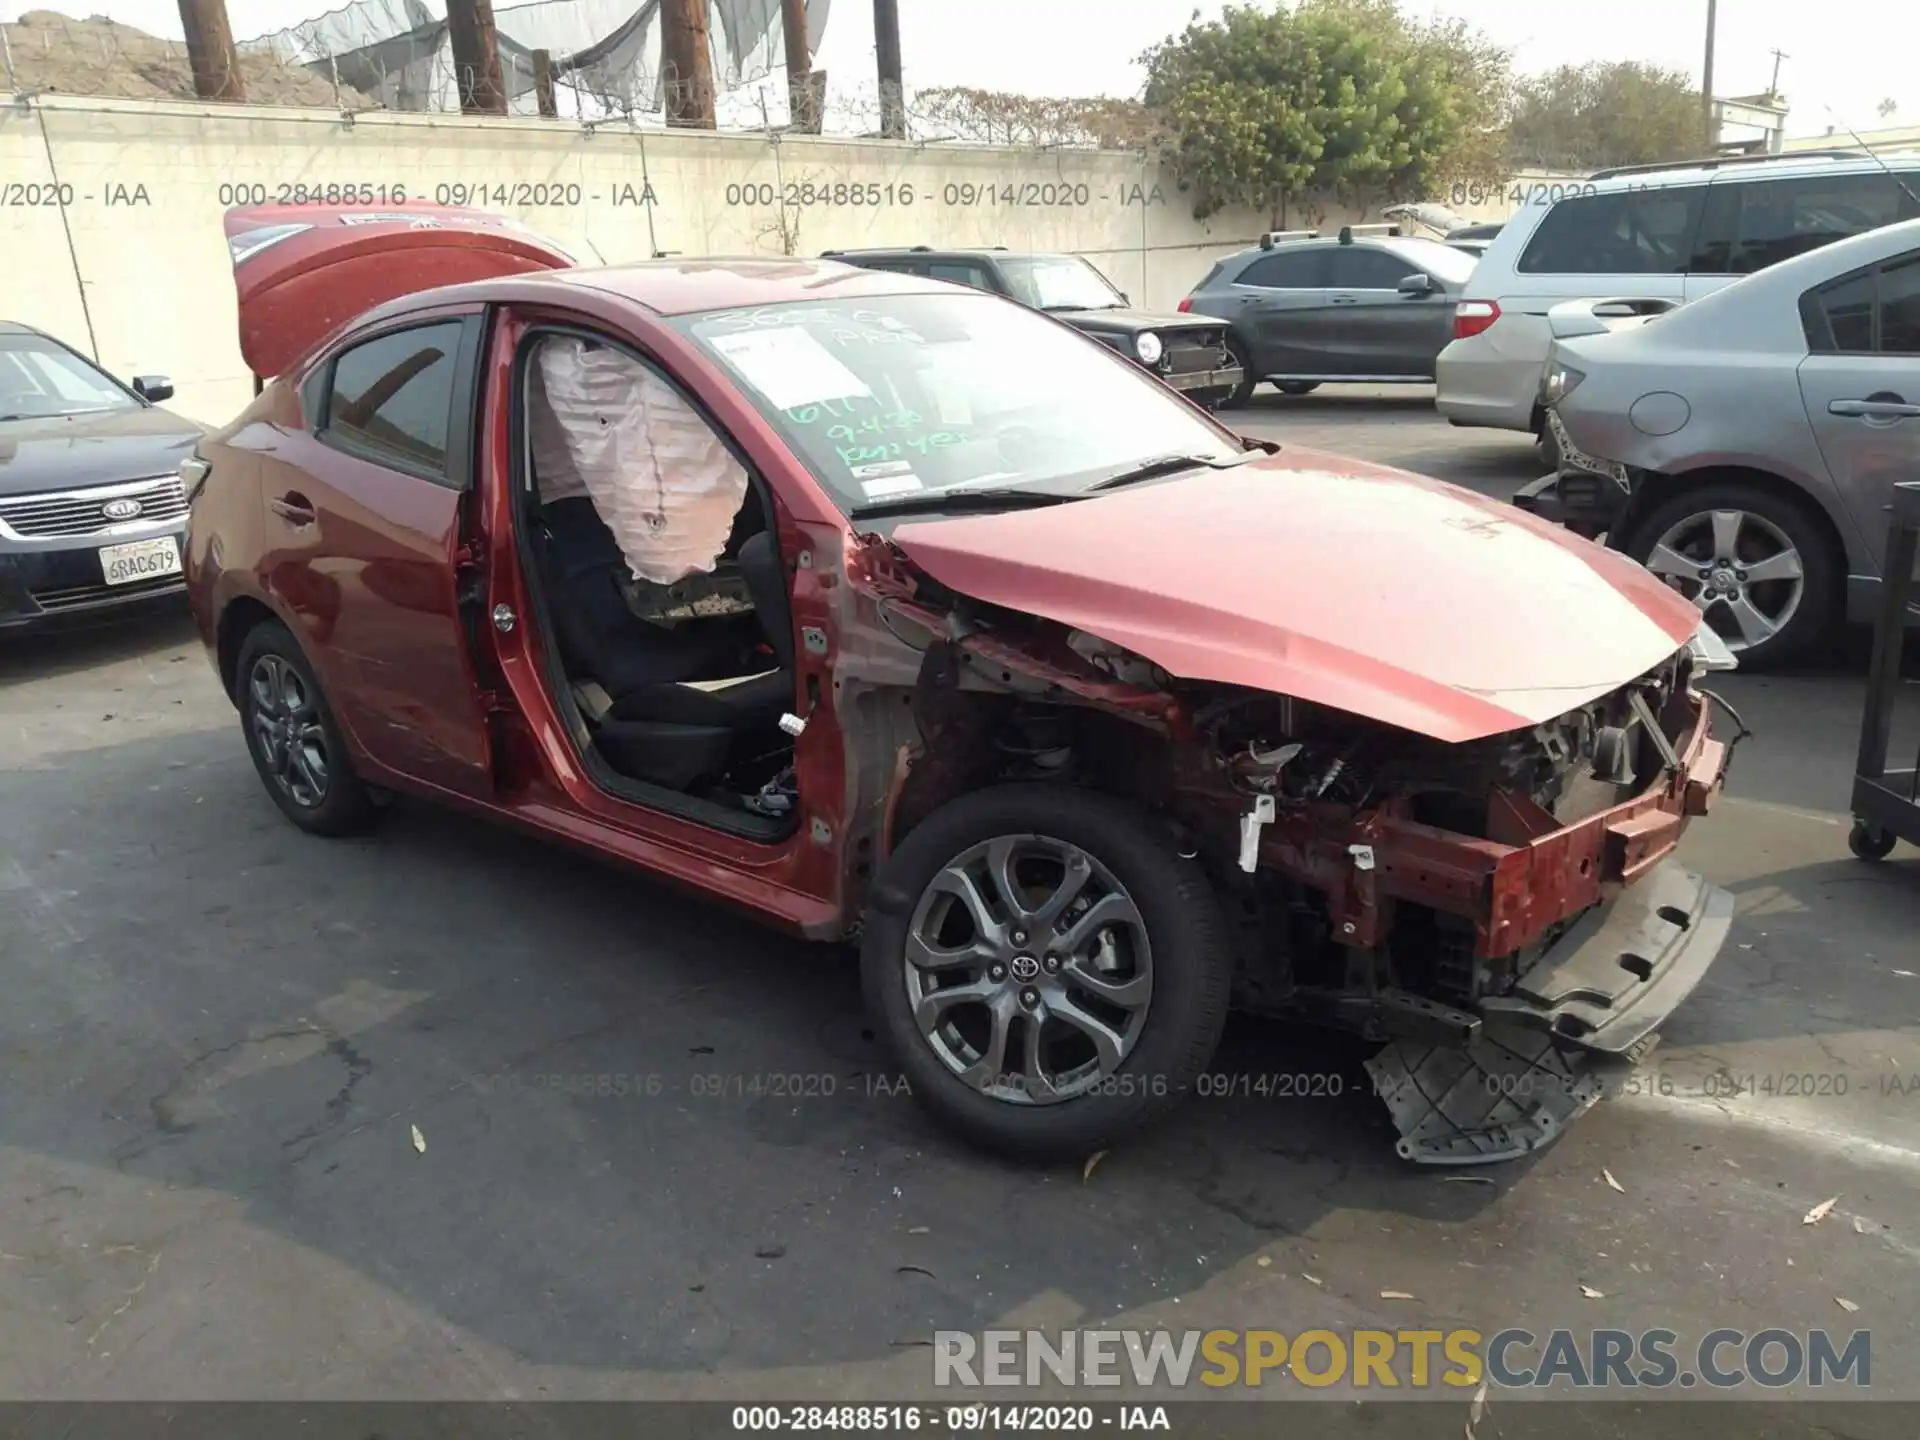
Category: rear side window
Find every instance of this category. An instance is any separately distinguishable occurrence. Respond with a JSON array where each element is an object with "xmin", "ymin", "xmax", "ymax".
[
  {"xmin": 1801, "ymin": 251, "xmax": 1920, "ymax": 356},
  {"xmin": 1236, "ymin": 249, "xmax": 1327, "ymax": 287},
  {"xmin": 322, "ymin": 321, "xmax": 465, "ymax": 478},
  {"xmin": 1698, "ymin": 173, "xmax": 1914, "ymax": 275},
  {"xmin": 1517, "ymin": 187, "xmax": 1704, "ymax": 276}
]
